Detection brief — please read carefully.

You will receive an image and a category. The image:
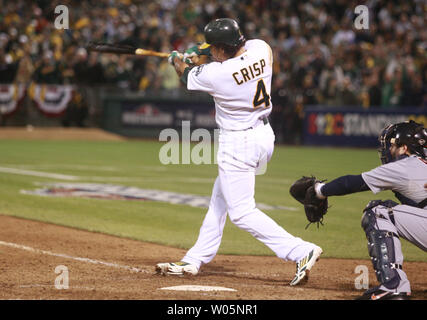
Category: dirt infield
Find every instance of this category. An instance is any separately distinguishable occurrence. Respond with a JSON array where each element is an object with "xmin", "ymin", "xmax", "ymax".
[
  {"xmin": 0, "ymin": 127, "xmax": 125, "ymax": 141},
  {"xmin": 0, "ymin": 215, "xmax": 426, "ymax": 300}
]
